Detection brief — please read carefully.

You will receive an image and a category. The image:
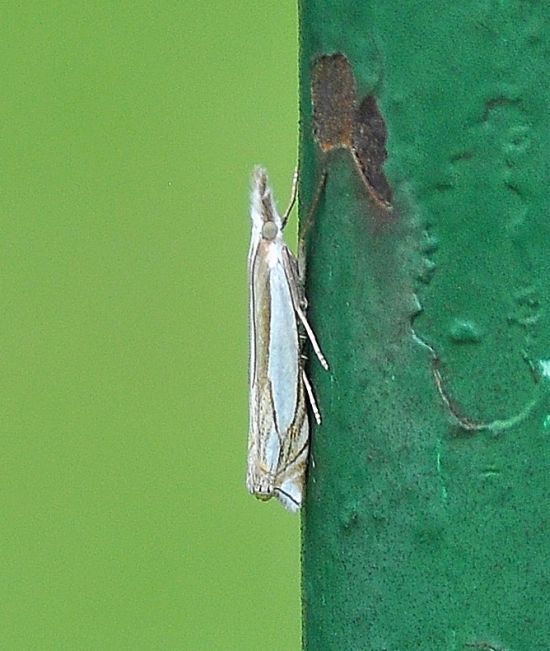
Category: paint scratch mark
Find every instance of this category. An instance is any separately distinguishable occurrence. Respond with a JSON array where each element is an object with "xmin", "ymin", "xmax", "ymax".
[{"xmin": 412, "ymin": 327, "xmax": 542, "ymax": 435}]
